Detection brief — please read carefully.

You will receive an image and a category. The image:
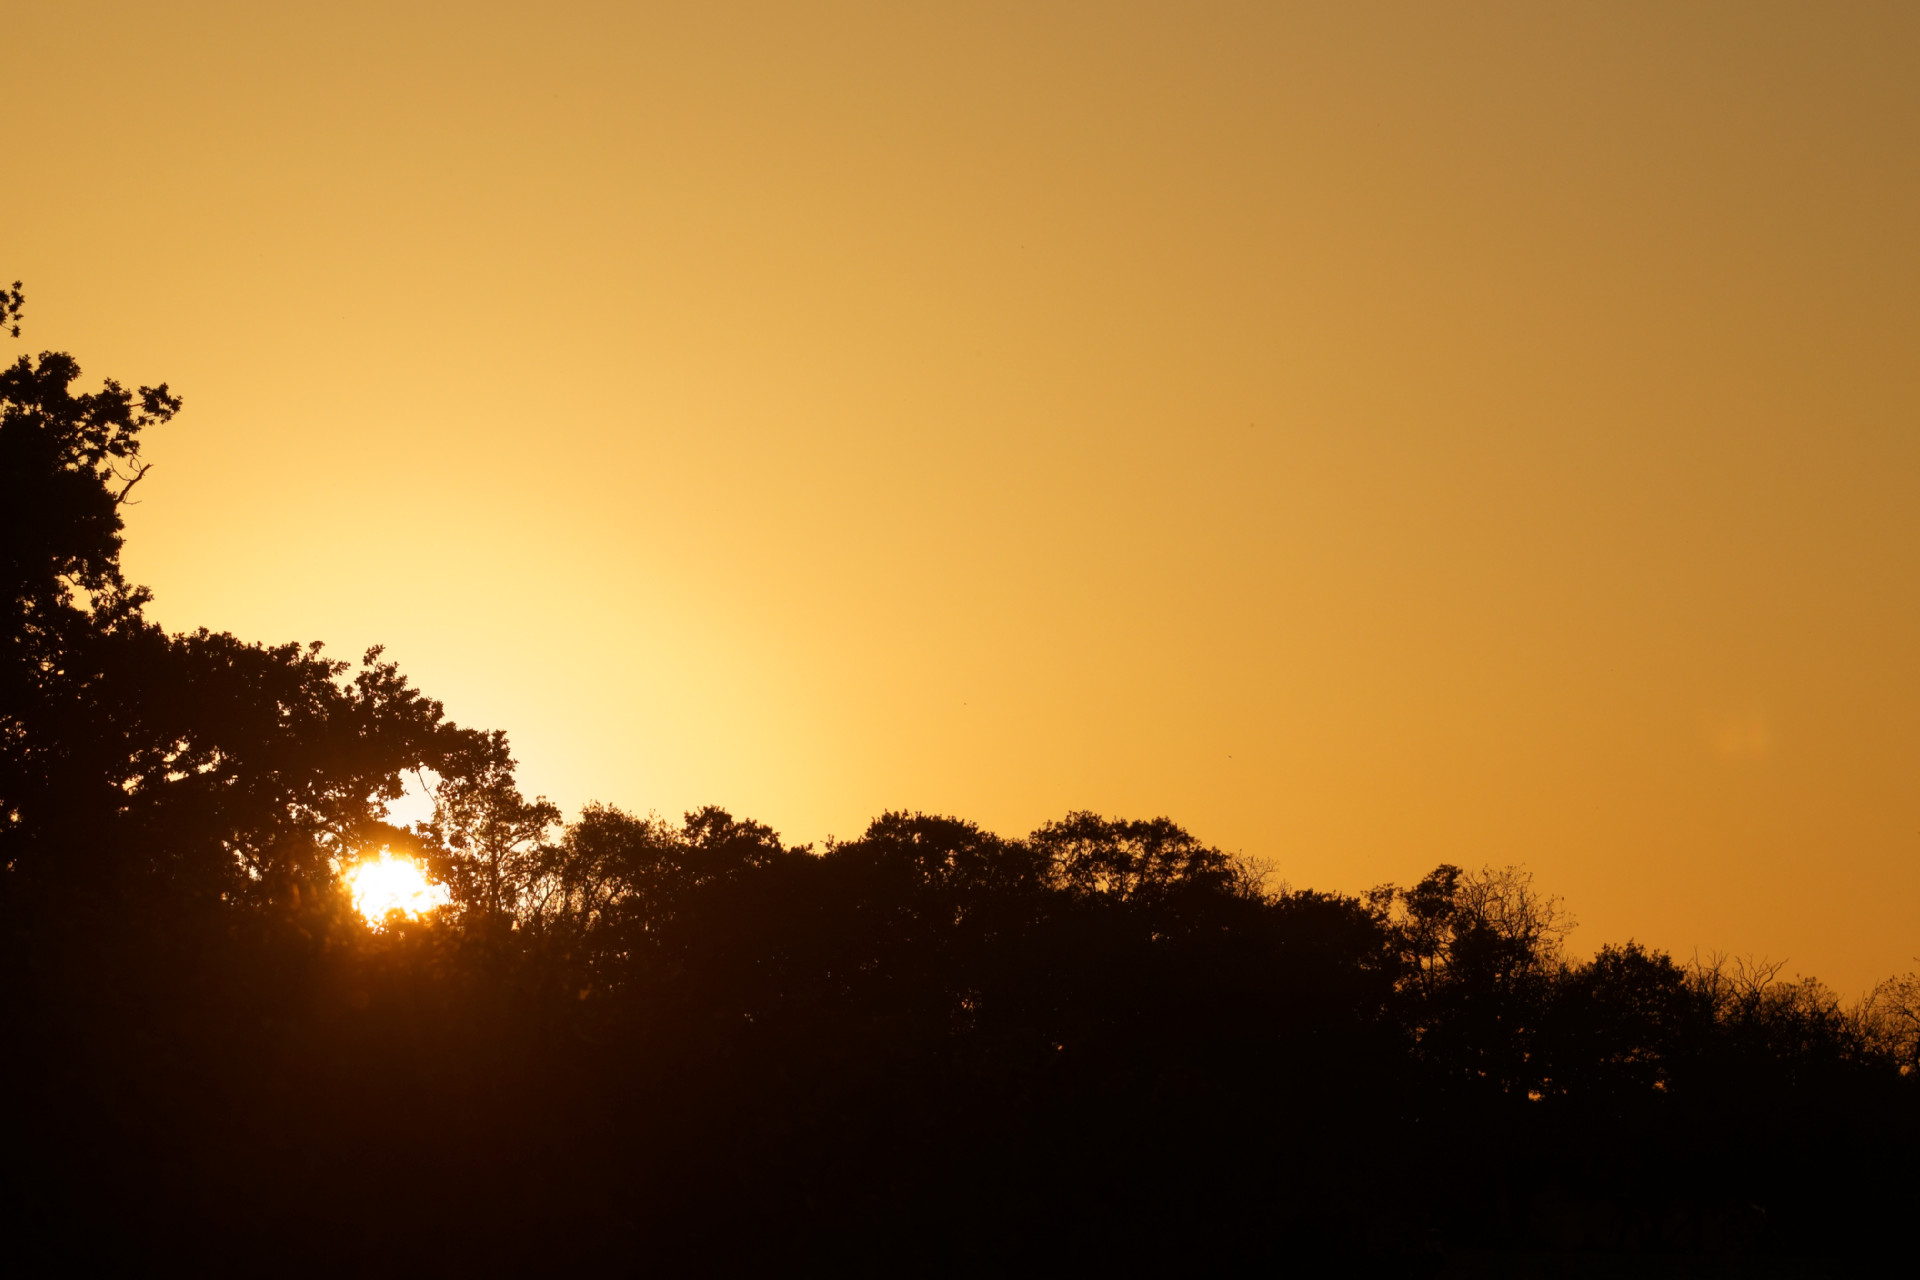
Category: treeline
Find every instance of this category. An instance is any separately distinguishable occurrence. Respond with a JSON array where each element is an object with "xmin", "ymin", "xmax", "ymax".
[{"xmin": 5, "ymin": 294, "xmax": 1918, "ymax": 1271}]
